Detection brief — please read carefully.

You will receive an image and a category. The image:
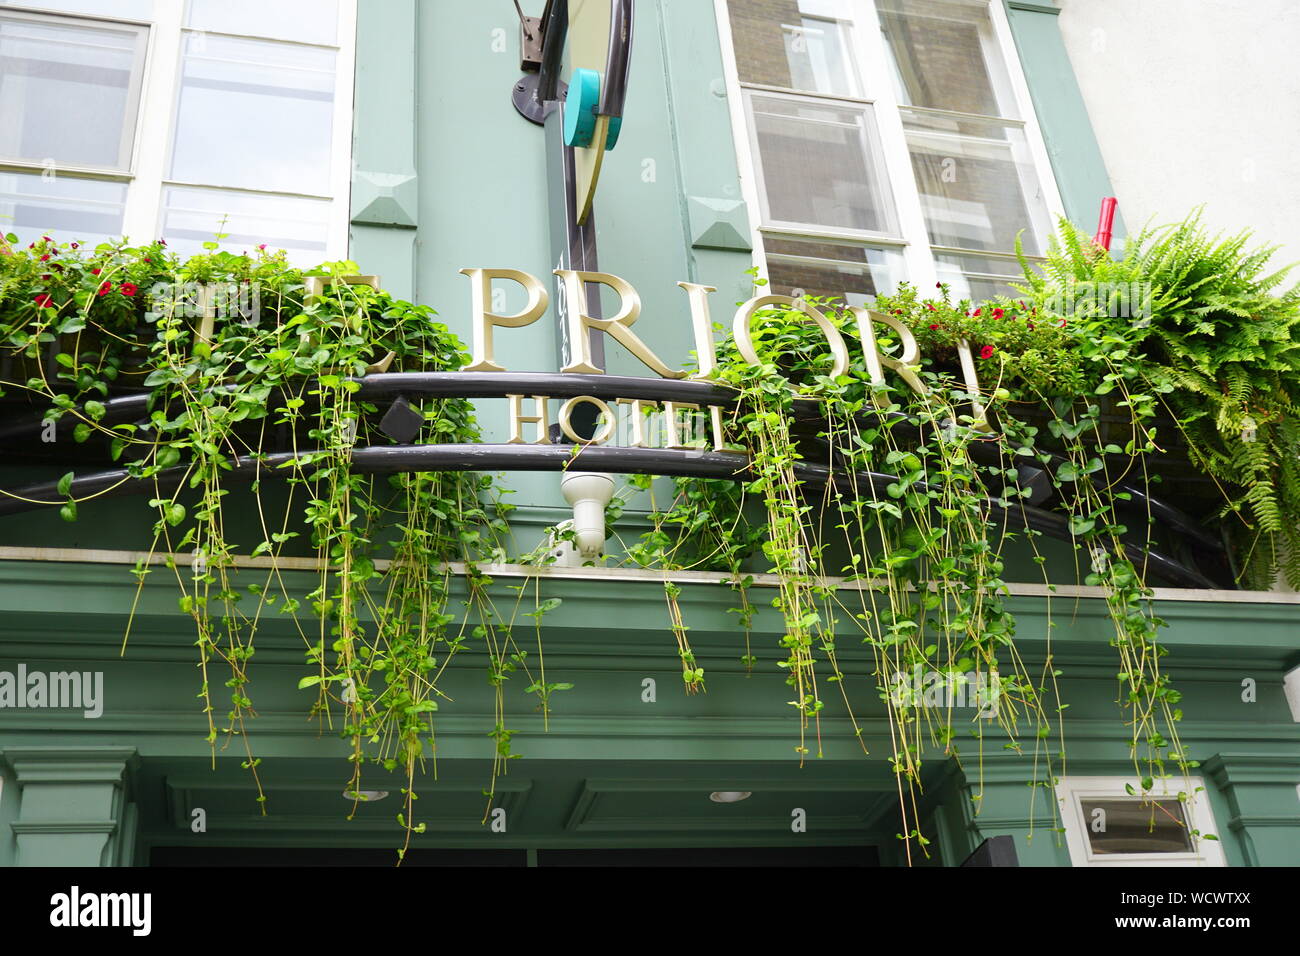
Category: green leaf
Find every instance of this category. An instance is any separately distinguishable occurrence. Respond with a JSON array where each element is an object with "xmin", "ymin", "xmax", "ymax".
[{"xmin": 56, "ymin": 472, "xmax": 74, "ymax": 496}]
